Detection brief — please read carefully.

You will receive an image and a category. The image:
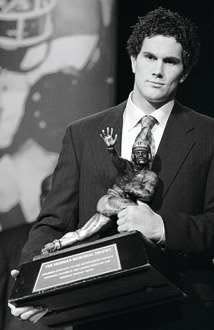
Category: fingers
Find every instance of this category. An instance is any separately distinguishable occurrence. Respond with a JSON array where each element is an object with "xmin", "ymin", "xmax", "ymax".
[
  {"xmin": 117, "ymin": 223, "xmax": 129, "ymax": 232},
  {"xmin": 8, "ymin": 303, "xmax": 36, "ymax": 317},
  {"xmin": 8, "ymin": 303, "xmax": 48, "ymax": 323},
  {"xmin": 117, "ymin": 208, "xmax": 130, "ymax": 232},
  {"xmin": 117, "ymin": 207, "xmax": 133, "ymax": 222},
  {"xmin": 99, "ymin": 129, "xmax": 107, "ymax": 140},
  {"xmin": 113, "ymin": 133, "xmax": 118, "ymax": 143},
  {"xmin": 118, "ymin": 208, "xmax": 127, "ymax": 217},
  {"xmin": 99, "ymin": 127, "xmax": 114, "ymax": 138},
  {"xmin": 99, "ymin": 132, "xmax": 104, "ymax": 140},
  {"xmin": 10, "ymin": 269, "xmax": 19, "ymax": 279},
  {"xmin": 30, "ymin": 309, "xmax": 48, "ymax": 323},
  {"xmin": 19, "ymin": 308, "xmax": 43, "ymax": 321},
  {"xmin": 106, "ymin": 127, "xmax": 113, "ymax": 135}
]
